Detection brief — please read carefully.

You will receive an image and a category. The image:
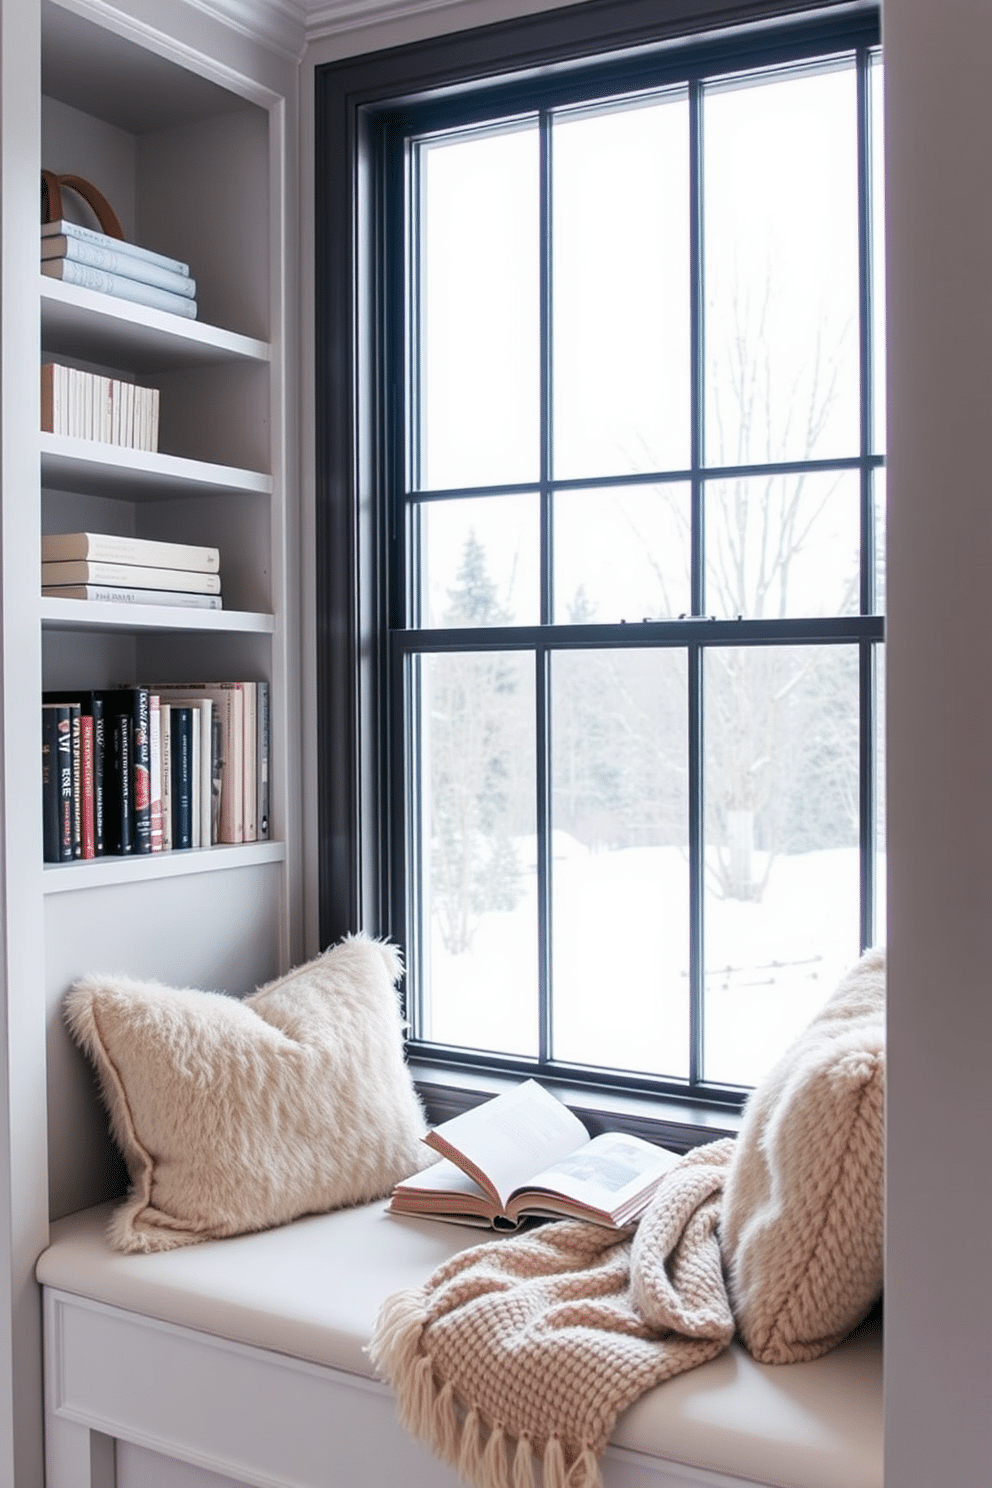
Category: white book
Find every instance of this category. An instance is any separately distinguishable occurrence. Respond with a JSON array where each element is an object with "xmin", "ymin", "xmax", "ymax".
[
  {"xmin": 149, "ymin": 696, "xmax": 163, "ymax": 852},
  {"xmin": 41, "ymin": 259, "xmax": 198, "ymax": 320},
  {"xmin": 41, "ymin": 235, "xmax": 196, "ymax": 298},
  {"xmin": 256, "ymin": 680, "xmax": 270, "ymax": 841},
  {"xmin": 42, "ymin": 584, "xmax": 222, "ymax": 610},
  {"xmin": 41, "ymin": 219, "xmax": 190, "ymax": 277},
  {"xmin": 159, "ymin": 704, "xmax": 172, "ymax": 852},
  {"xmin": 42, "ymin": 560, "xmax": 221, "ymax": 594},
  {"xmin": 42, "ymin": 531, "xmax": 220, "ymax": 574},
  {"xmin": 242, "ymin": 682, "xmax": 257, "ymax": 843},
  {"xmin": 68, "ymin": 366, "xmax": 85, "ymax": 440},
  {"xmin": 190, "ymin": 705, "xmax": 202, "ymax": 849}
]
